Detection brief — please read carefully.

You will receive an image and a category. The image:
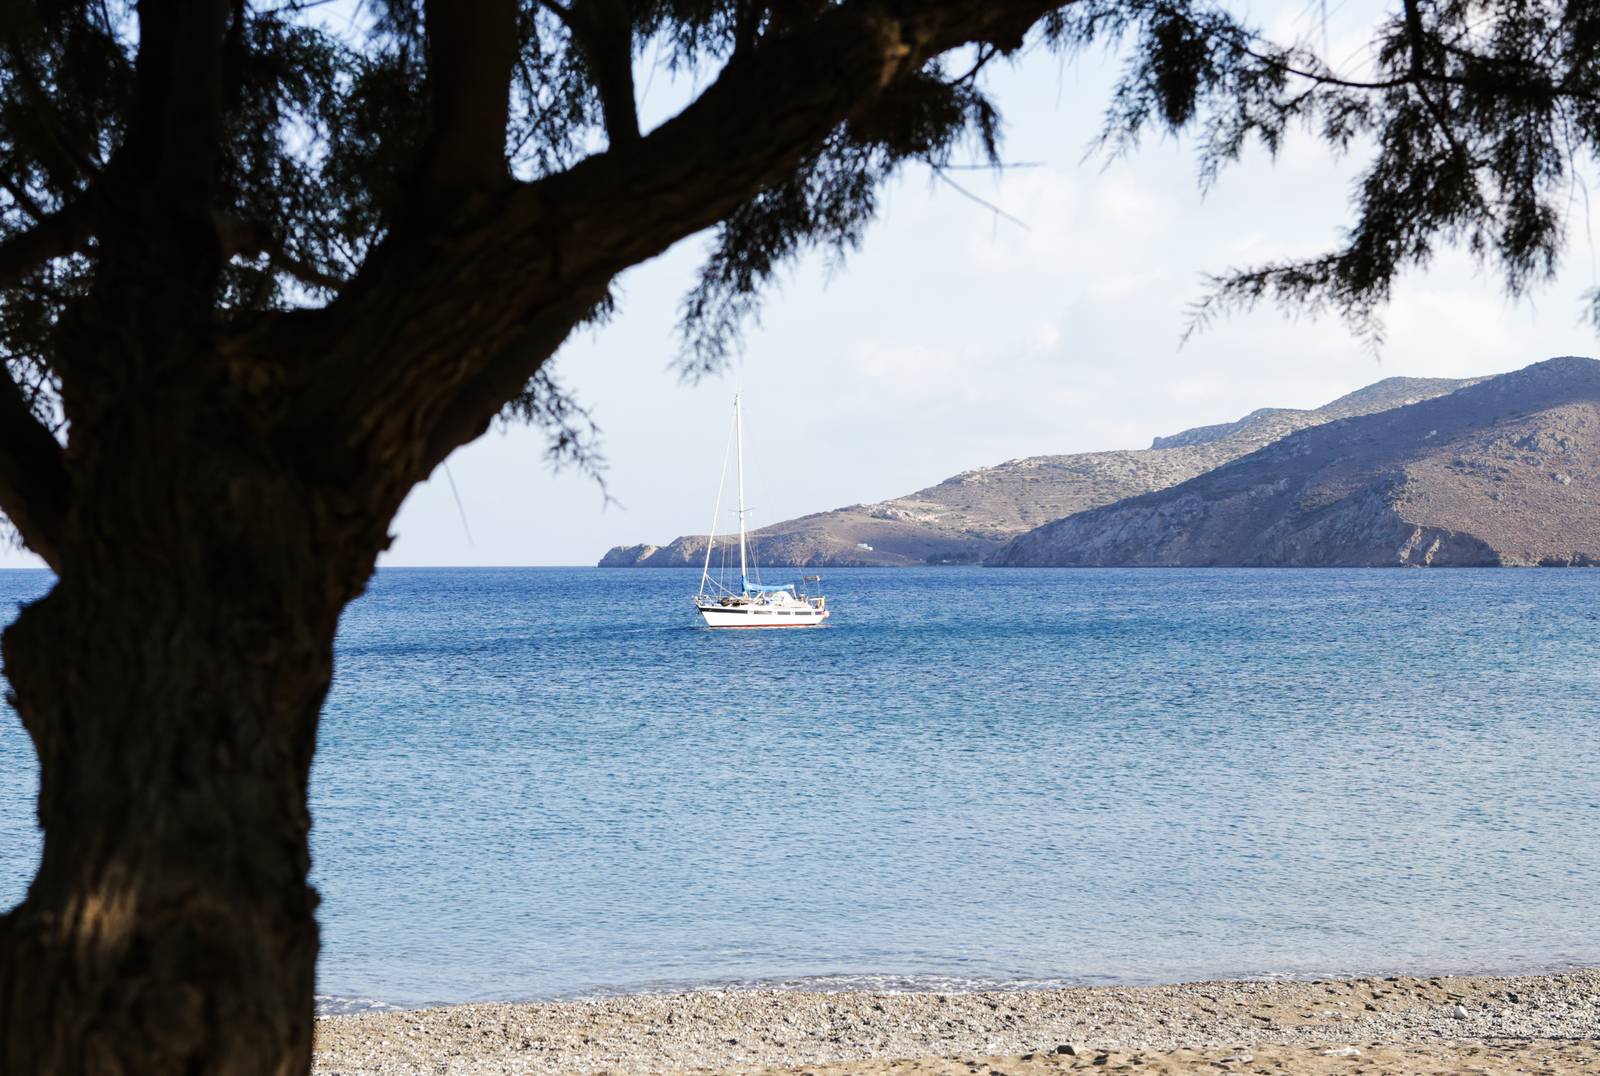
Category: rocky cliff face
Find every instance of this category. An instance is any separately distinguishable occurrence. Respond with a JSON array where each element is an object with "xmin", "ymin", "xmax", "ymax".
[
  {"xmin": 991, "ymin": 357, "xmax": 1600, "ymax": 567},
  {"xmin": 600, "ymin": 375, "xmax": 1476, "ymax": 567}
]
